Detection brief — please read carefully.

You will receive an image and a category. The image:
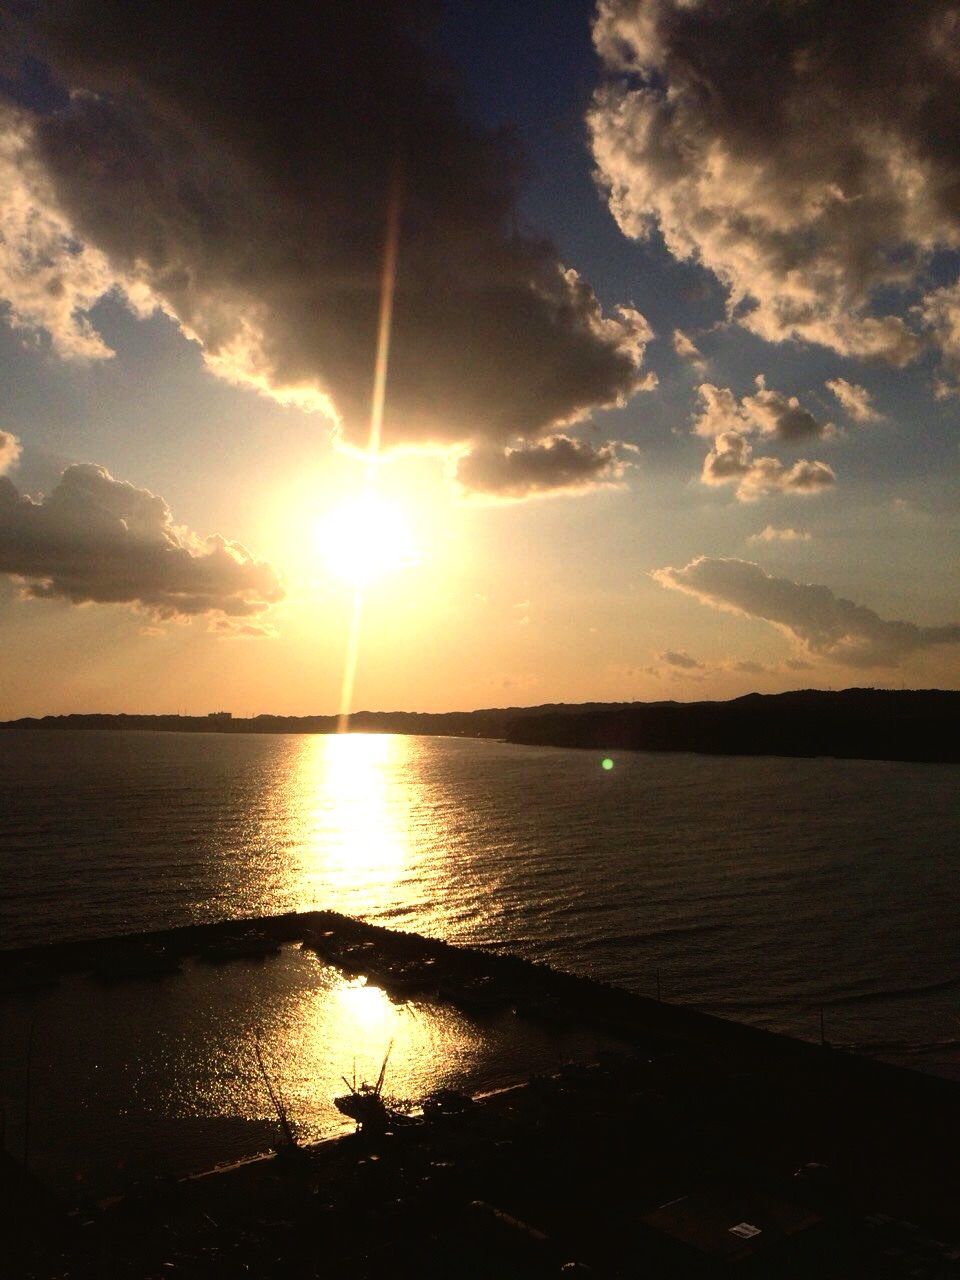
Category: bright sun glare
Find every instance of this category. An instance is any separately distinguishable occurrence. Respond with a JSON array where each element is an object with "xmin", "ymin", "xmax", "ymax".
[{"xmin": 315, "ymin": 492, "xmax": 419, "ymax": 586}]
